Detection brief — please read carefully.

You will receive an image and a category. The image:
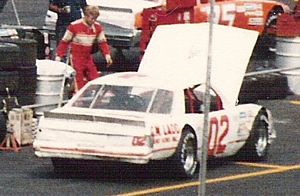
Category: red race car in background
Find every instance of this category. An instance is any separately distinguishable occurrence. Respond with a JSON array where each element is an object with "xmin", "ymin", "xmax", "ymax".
[
  {"xmin": 137, "ymin": 0, "xmax": 291, "ymax": 104},
  {"xmin": 139, "ymin": 0, "xmax": 291, "ymax": 55}
]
